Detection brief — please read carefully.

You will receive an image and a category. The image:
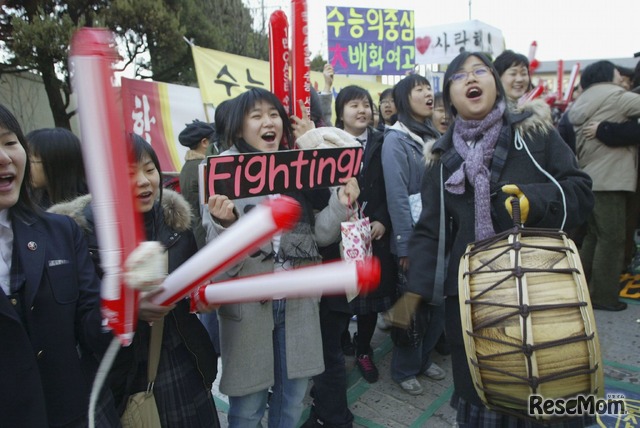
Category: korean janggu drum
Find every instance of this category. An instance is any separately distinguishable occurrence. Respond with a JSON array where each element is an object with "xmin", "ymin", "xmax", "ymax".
[{"xmin": 458, "ymin": 225, "xmax": 603, "ymax": 420}]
